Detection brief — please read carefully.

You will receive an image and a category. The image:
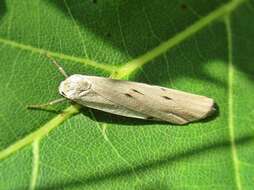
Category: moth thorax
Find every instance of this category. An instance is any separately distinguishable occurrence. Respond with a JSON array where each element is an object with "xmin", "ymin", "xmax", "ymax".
[{"xmin": 58, "ymin": 74, "xmax": 91, "ymax": 99}]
